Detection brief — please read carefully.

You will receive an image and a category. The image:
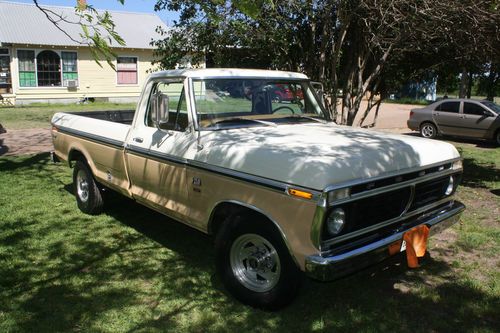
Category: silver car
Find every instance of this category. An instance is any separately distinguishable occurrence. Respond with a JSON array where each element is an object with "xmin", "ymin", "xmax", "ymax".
[{"xmin": 407, "ymin": 99, "xmax": 500, "ymax": 145}]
